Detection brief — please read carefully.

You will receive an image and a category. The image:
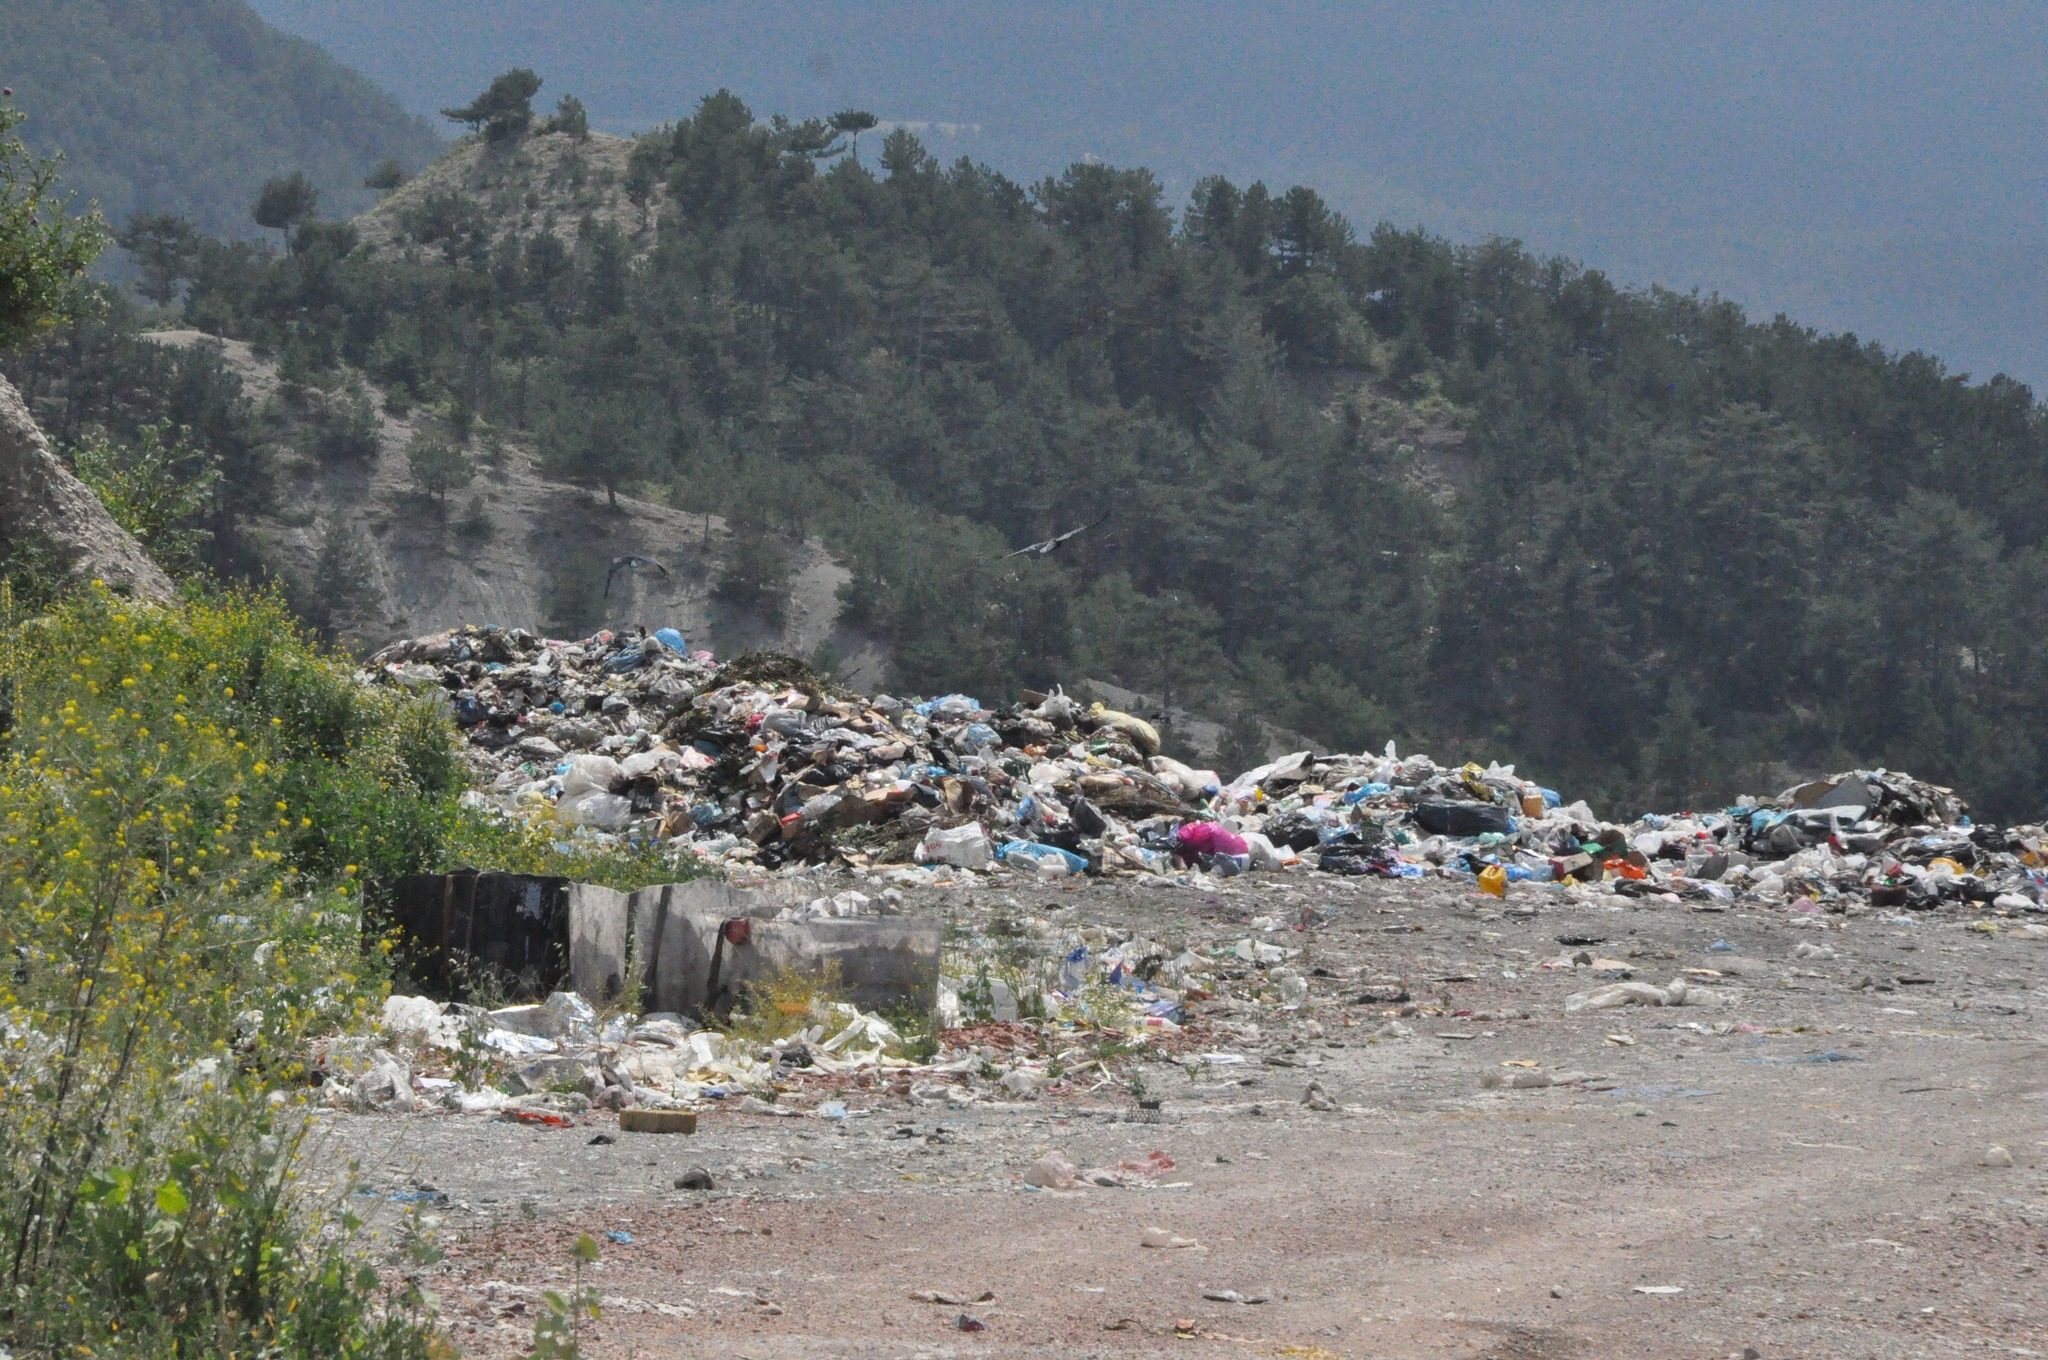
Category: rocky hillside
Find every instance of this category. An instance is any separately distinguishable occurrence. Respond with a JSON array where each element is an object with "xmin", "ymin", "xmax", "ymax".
[
  {"xmin": 117, "ymin": 88, "xmax": 2048, "ymax": 820},
  {"xmin": 140, "ymin": 331, "xmax": 886, "ymax": 677},
  {"xmin": 0, "ymin": 371, "xmax": 171, "ymax": 601},
  {"xmin": 352, "ymin": 128, "xmax": 647, "ymax": 263}
]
